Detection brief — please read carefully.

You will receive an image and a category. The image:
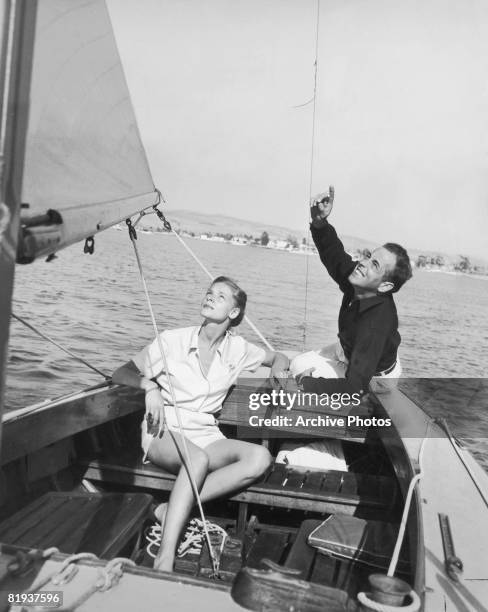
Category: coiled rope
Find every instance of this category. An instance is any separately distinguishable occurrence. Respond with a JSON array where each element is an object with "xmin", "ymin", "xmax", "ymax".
[
  {"xmin": 28, "ymin": 552, "xmax": 99, "ymax": 592},
  {"xmin": 126, "ymin": 218, "xmax": 219, "ymax": 576},
  {"xmin": 61, "ymin": 557, "xmax": 135, "ymax": 611},
  {"xmin": 145, "ymin": 518, "xmax": 227, "ymax": 561},
  {"xmin": 357, "ymin": 589, "xmax": 421, "ymax": 612}
]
